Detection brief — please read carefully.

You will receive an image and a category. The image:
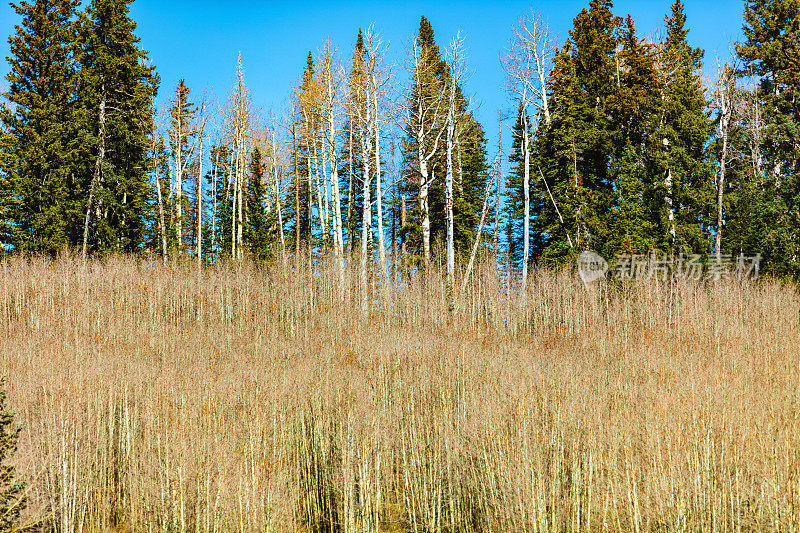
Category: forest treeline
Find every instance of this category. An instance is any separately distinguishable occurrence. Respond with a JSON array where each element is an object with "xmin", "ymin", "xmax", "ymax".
[{"xmin": 2, "ymin": 0, "xmax": 799, "ymax": 280}]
